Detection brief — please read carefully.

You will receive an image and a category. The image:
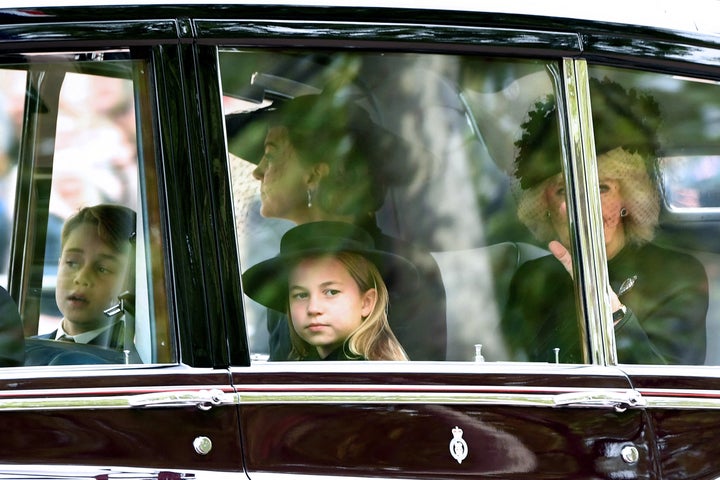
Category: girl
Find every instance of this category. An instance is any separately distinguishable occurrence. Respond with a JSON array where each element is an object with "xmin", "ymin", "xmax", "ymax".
[
  {"xmin": 242, "ymin": 221, "xmax": 414, "ymax": 360},
  {"xmin": 228, "ymin": 93, "xmax": 446, "ymax": 361}
]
